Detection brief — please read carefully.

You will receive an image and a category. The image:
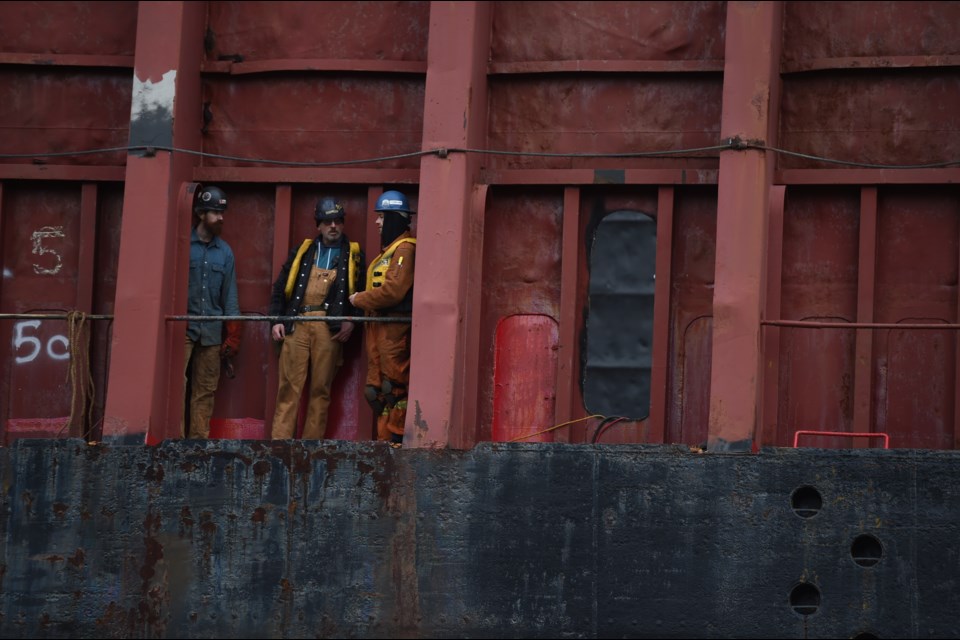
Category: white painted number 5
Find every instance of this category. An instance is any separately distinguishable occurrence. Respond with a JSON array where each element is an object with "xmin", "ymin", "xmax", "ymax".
[{"xmin": 32, "ymin": 226, "xmax": 64, "ymax": 275}]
